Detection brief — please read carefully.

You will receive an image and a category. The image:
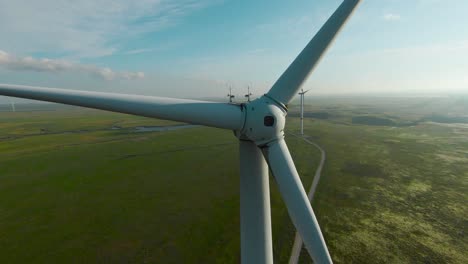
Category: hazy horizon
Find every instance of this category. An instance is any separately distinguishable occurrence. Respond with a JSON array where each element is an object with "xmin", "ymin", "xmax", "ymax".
[{"xmin": 2, "ymin": 91, "xmax": 467, "ymax": 106}]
